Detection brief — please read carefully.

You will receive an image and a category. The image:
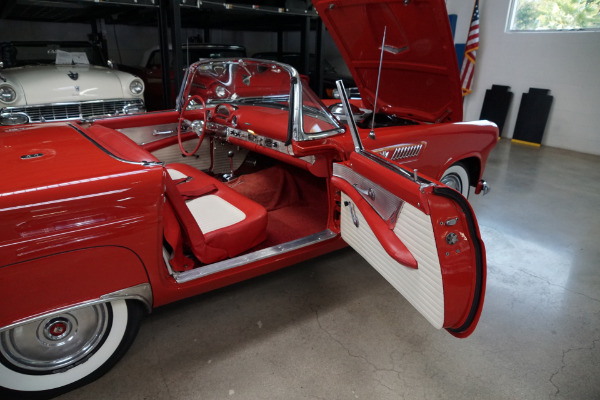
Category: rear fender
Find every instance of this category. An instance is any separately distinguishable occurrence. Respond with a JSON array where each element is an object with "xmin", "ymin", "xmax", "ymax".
[{"xmin": 0, "ymin": 246, "xmax": 151, "ymax": 328}]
